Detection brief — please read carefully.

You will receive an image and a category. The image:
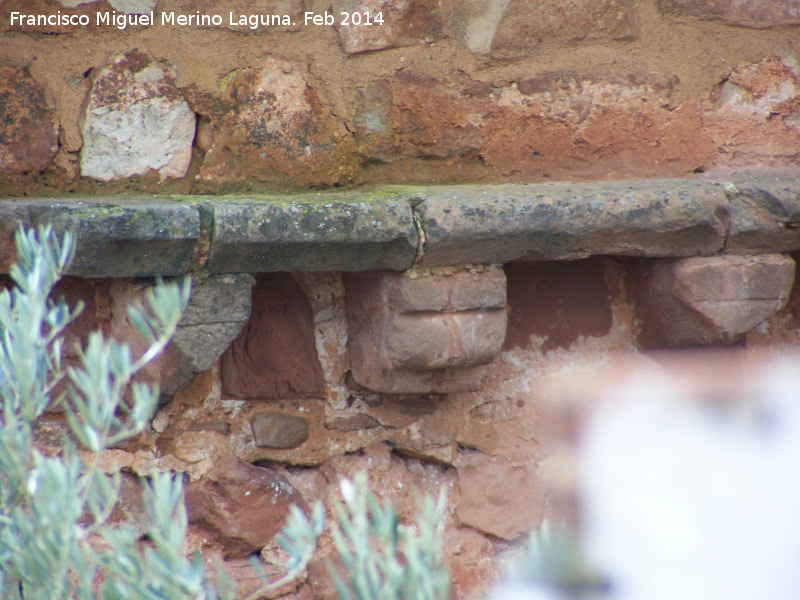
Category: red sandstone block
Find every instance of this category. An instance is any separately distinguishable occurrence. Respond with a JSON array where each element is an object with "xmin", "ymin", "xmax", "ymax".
[
  {"xmin": 197, "ymin": 57, "xmax": 359, "ymax": 187},
  {"xmin": 345, "ymin": 268, "xmax": 507, "ymax": 393},
  {"xmin": 0, "ymin": 66, "xmax": 58, "ymax": 175},
  {"xmin": 451, "ymin": 0, "xmax": 632, "ymax": 55},
  {"xmin": 333, "ymin": 0, "xmax": 443, "ymax": 53},
  {"xmin": 659, "ymin": 0, "xmax": 800, "ymax": 28},
  {"xmin": 636, "ymin": 254, "xmax": 797, "ymax": 348}
]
